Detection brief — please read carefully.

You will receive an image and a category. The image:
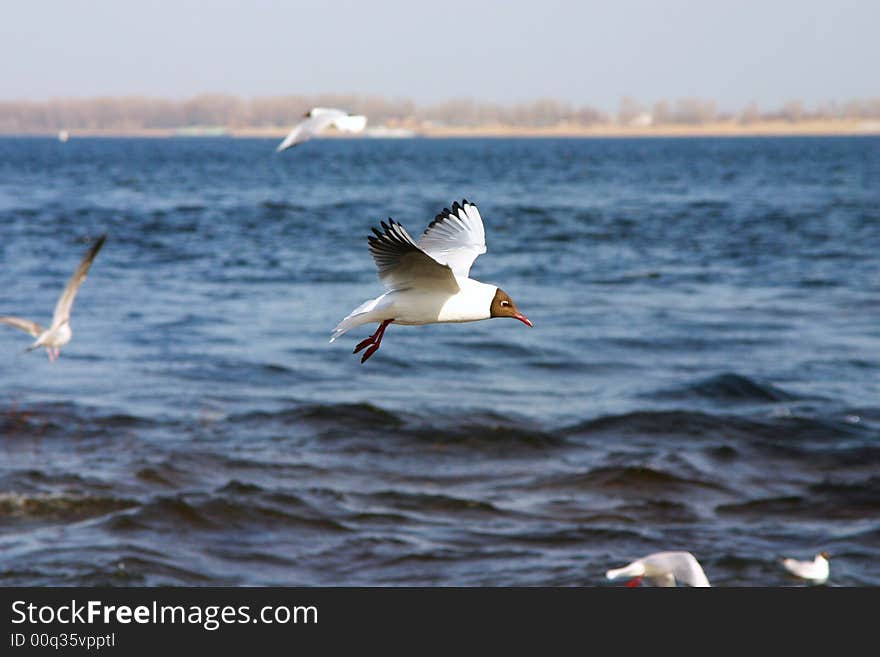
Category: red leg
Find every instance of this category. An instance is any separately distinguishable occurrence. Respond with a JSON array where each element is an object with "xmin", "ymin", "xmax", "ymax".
[
  {"xmin": 356, "ymin": 319, "xmax": 393, "ymax": 363},
  {"xmin": 353, "ymin": 319, "xmax": 392, "ymax": 354},
  {"xmin": 361, "ymin": 342, "xmax": 381, "ymax": 363},
  {"xmin": 626, "ymin": 576, "xmax": 643, "ymax": 588},
  {"xmin": 353, "ymin": 331, "xmax": 378, "ymax": 354}
]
